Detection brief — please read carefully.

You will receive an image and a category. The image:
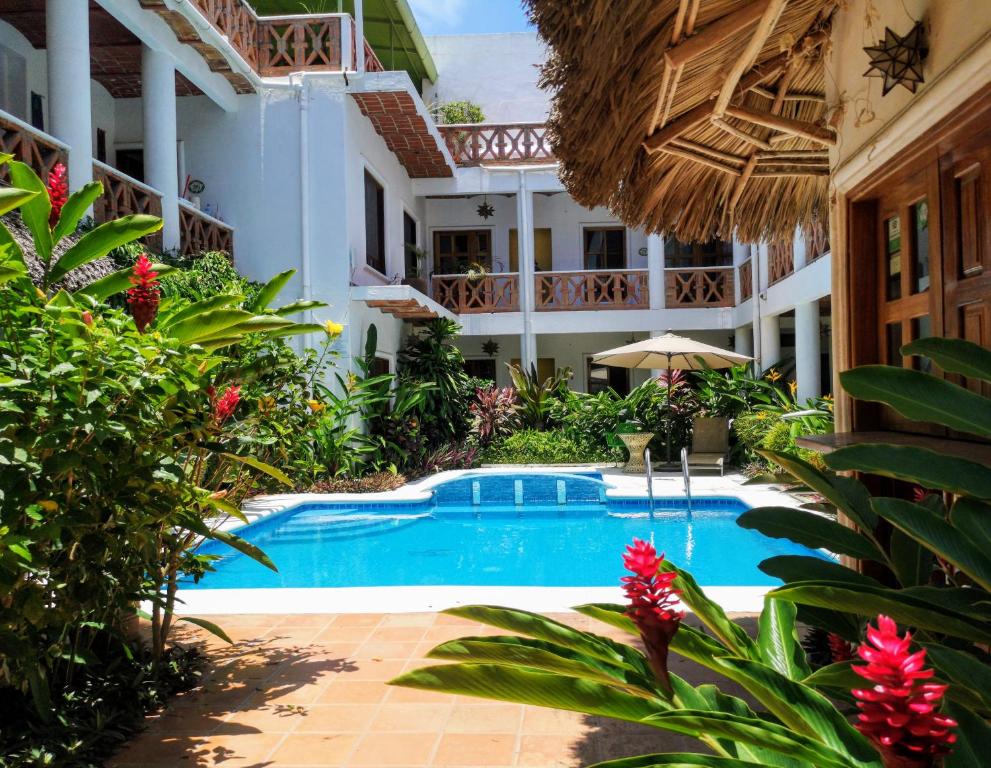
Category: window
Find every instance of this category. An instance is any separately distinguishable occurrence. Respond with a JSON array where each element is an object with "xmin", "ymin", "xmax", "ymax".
[
  {"xmin": 587, "ymin": 360, "xmax": 630, "ymax": 396},
  {"xmin": 96, "ymin": 129, "xmax": 107, "ymax": 163},
  {"xmin": 116, "ymin": 149, "xmax": 144, "ymax": 183},
  {"xmin": 664, "ymin": 238, "xmax": 734, "ymax": 268},
  {"xmin": 30, "ymin": 92, "xmax": 43, "ymax": 131},
  {"xmin": 364, "ymin": 170, "xmax": 385, "ymax": 275},
  {"xmin": 433, "ymin": 230, "xmax": 491, "ymax": 274},
  {"xmin": 463, "ymin": 358, "xmax": 497, "ymax": 381},
  {"xmin": 583, "ymin": 227, "xmax": 626, "ymax": 270},
  {"xmin": 403, "ymin": 211, "xmax": 418, "ymax": 276},
  {"xmin": 370, "ymin": 356, "xmax": 391, "ymax": 377}
]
